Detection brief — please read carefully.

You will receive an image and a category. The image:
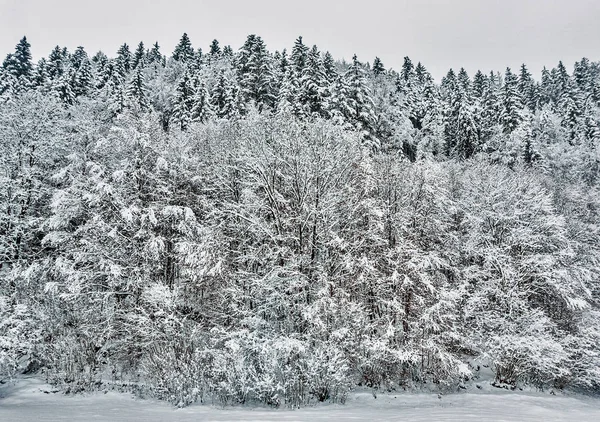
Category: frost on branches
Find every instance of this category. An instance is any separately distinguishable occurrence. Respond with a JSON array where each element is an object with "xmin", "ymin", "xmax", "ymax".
[{"xmin": 1, "ymin": 34, "xmax": 600, "ymax": 407}]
